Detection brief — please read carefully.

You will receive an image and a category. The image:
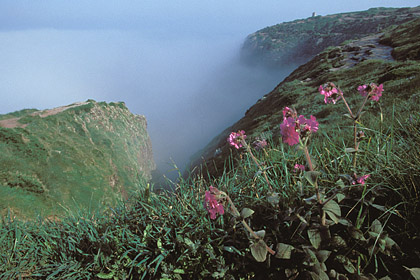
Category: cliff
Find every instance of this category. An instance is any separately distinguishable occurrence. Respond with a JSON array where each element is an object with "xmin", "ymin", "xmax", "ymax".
[
  {"xmin": 0, "ymin": 100, "xmax": 155, "ymax": 218},
  {"xmin": 241, "ymin": 6, "xmax": 420, "ymax": 68},
  {"xmin": 190, "ymin": 17, "xmax": 420, "ymax": 178}
]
